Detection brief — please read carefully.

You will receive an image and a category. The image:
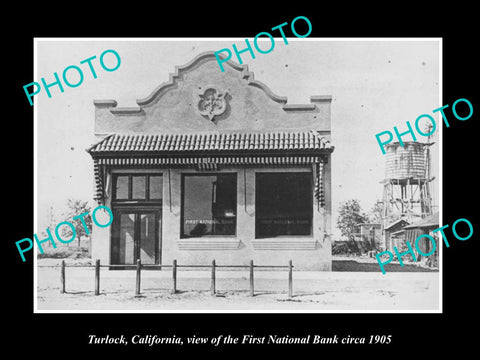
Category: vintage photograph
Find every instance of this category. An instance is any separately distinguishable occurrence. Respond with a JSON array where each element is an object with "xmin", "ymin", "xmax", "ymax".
[{"xmin": 34, "ymin": 38, "xmax": 441, "ymax": 312}]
